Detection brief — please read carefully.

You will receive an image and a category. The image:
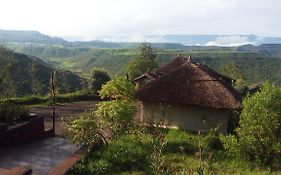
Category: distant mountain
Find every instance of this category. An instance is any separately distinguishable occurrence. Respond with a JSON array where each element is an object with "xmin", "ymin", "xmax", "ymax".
[
  {"xmin": 1, "ymin": 29, "xmax": 281, "ymax": 88},
  {"xmin": 72, "ymin": 40, "xmax": 187, "ymax": 49},
  {"xmin": 257, "ymin": 44, "xmax": 281, "ymax": 58},
  {"xmin": 237, "ymin": 44, "xmax": 281, "ymax": 58},
  {"xmin": 2, "ymin": 29, "xmax": 281, "ymax": 48},
  {"xmin": 0, "ymin": 46, "xmax": 84, "ymax": 97},
  {"xmin": 0, "ymin": 29, "xmax": 68, "ymax": 45},
  {"xmin": 0, "ymin": 30, "xmax": 186, "ymax": 48},
  {"xmin": 70, "ymin": 34, "xmax": 281, "ymax": 46}
]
